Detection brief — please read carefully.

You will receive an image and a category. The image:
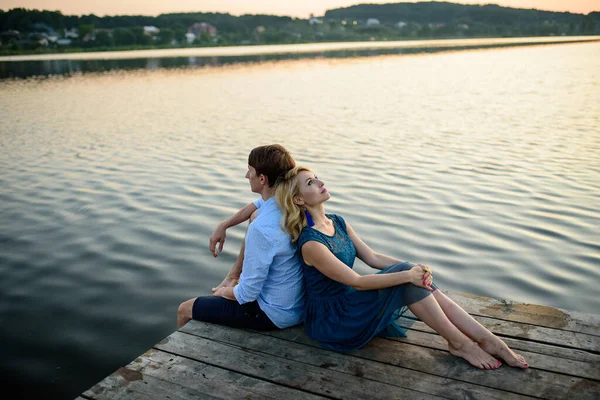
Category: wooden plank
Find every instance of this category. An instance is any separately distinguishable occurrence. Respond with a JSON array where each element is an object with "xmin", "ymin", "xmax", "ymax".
[
  {"xmin": 157, "ymin": 329, "xmax": 441, "ymax": 400},
  {"xmin": 393, "ymin": 322, "xmax": 600, "ymax": 380},
  {"xmin": 84, "ymin": 348, "xmax": 325, "ymax": 400},
  {"xmin": 399, "ymin": 314, "xmax": 600, "ymax": 352},
  {"xmin": 83, "ymin": 366, "xmax": 222, "ymax": 400},
  {"xmin": 442, "ymin": 291, "xmax": 600, "ymax": 336},
  {"xmin": 398, "ymin": 317, "xmax": 599, "ymax": 363},
  {"xmin": 263, "ymin": 324, "xmax": 600, "ymax": 400},
  {"xmin": 182, "ymin": 321, "xmax": 535, "ymax": 400}
]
